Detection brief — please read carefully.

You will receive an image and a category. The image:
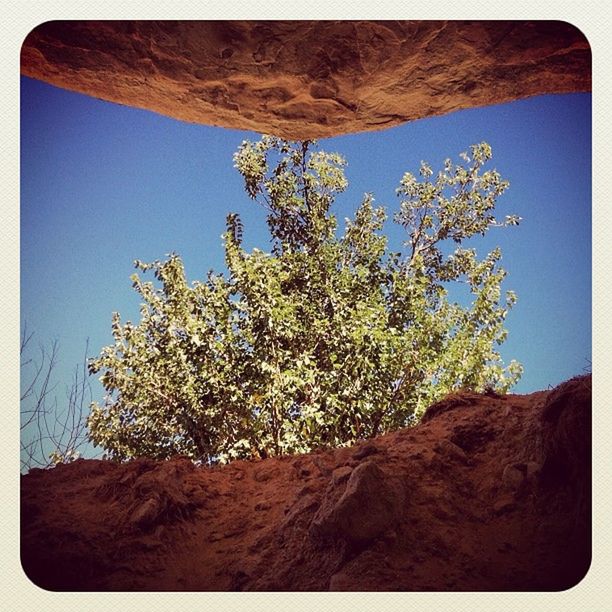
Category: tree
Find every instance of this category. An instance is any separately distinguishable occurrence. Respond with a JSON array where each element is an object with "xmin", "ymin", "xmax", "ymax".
[
  {"xmin": 87, "ymin": 136, "xmax": 523, "ymax": 464},
  {"xmin": 20, "ymin": 325, "xmax": 93, "ymax": 471}
]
